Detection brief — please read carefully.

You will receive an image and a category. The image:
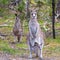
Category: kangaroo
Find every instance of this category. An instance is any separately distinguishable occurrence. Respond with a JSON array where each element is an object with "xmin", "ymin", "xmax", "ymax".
[
  {"xmin": 13, "ymin": 14, "xmax": 22, "ymax": 42},
  {"xmin": 28, "ymin": 9, "xmax": 44, "ymax": 60}
]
